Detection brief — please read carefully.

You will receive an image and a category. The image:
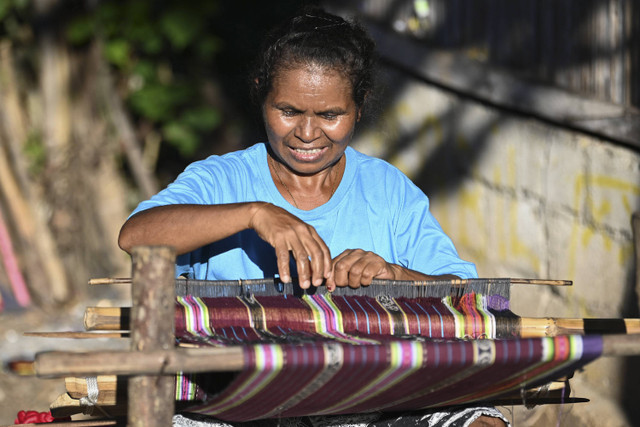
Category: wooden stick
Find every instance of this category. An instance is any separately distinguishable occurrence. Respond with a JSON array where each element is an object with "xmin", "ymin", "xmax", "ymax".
[
  {"xmin": 63, "ymin": 375, "xmax": 572, "ymax": 408},
  {"xmin": 24, "ymin": 331, "xmax": 128, "ymax": 339},
  {"xmin": 83, "ymin": 305, "xmax": 640, "ymax": 338},
  {"xmin": 128, "ymin": 246, "xmax": 176, "ymax": 427},
  {"xmin": 32, "ymin": 333, "xmax": 640, "ymax": 378},
  {"xmin": 88, "ymin": 276, "xmax": 572, "ymax": 287},
  {"xmin": 602, "ymin": 334, "xmax": 640, "ymax": 356},
  {"xmin": 35, "ymin": 347, "xmax": 245, "ymax": 378},
  {"xmin": 89, "ymin": 277, "xmax": 132, "ymax": 285},
  {"xmin": 518, "ymin": 317, "xmax": 640, "ymax": 338},
  {"xmin": 509, "ymin": 278, "xmax": 572, "ymax": 286}
]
